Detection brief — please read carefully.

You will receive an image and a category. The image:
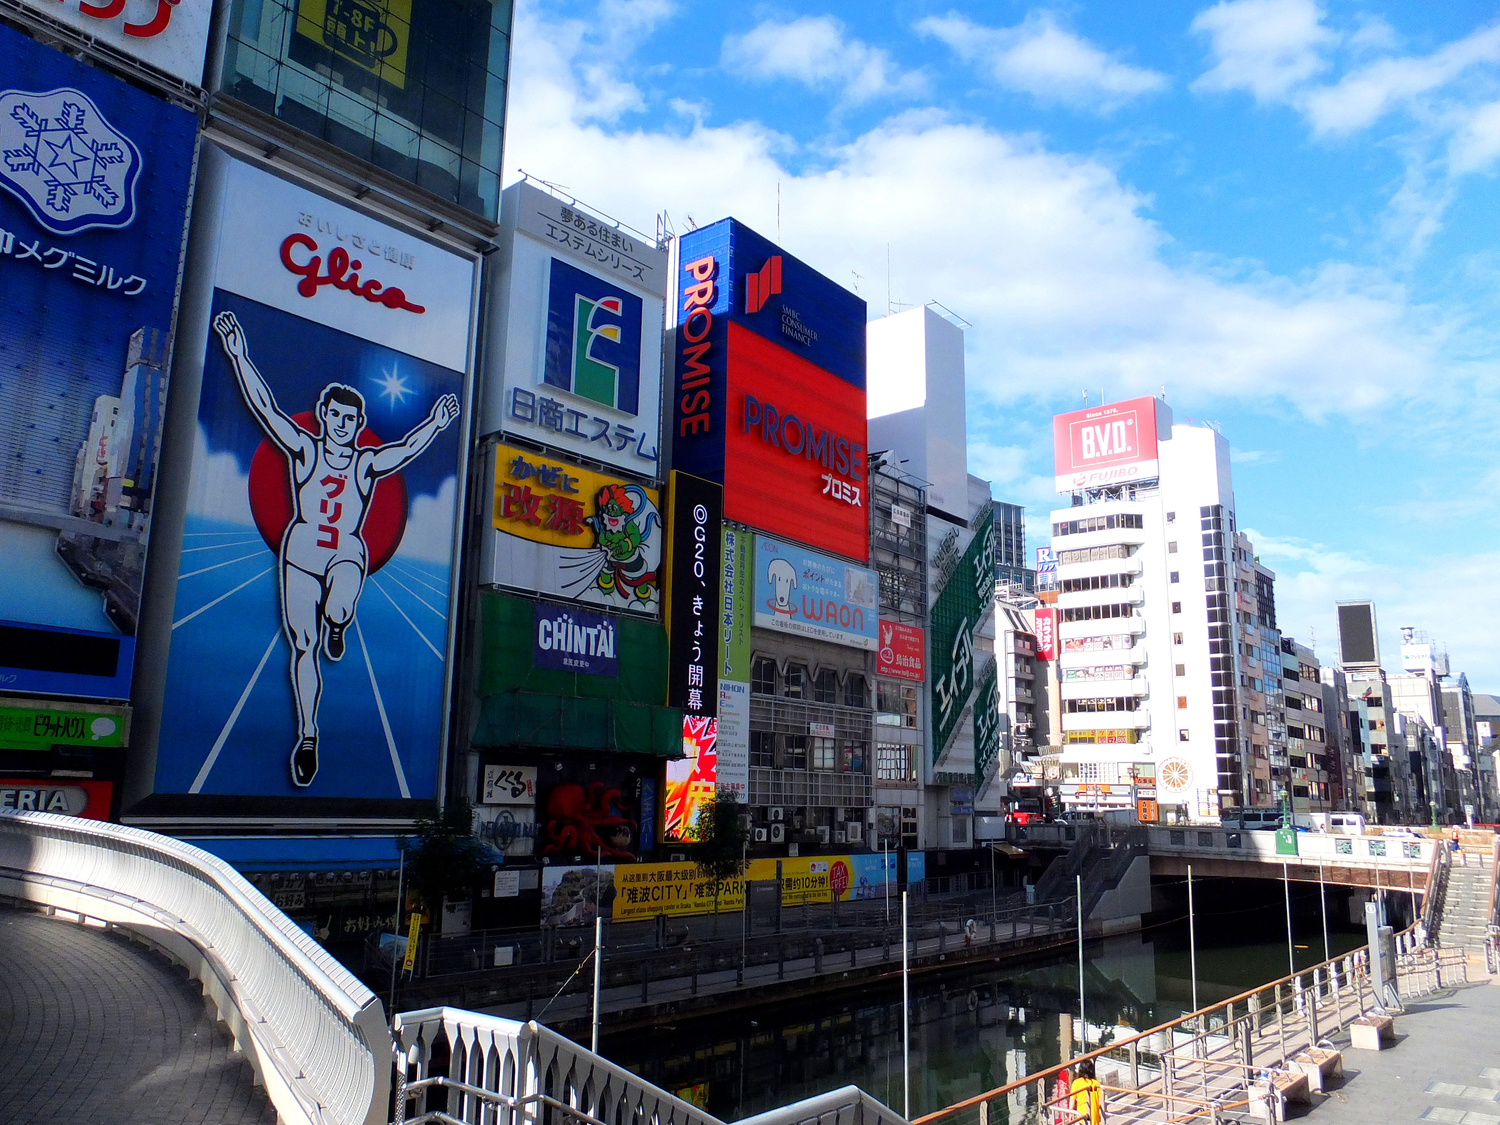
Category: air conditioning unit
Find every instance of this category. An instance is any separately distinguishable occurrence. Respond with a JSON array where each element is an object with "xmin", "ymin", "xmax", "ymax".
[
  {"xmin": 817, "ymin": 825, "xmax": 831, "ymax": 844},
  {"xmin": 770, "ymin": 823, "xmax": 786, "ymax": 843},
  {"xmin": 769, "ymin": 807, "xmax": 784, "ymax": 822},
  {"xmin": 753, "ymin": 827, "xmax": 768, "ymax": 842},
  {"xmin": 846, "ymin": 822, "xmax": 864, "ymax": 844}
]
